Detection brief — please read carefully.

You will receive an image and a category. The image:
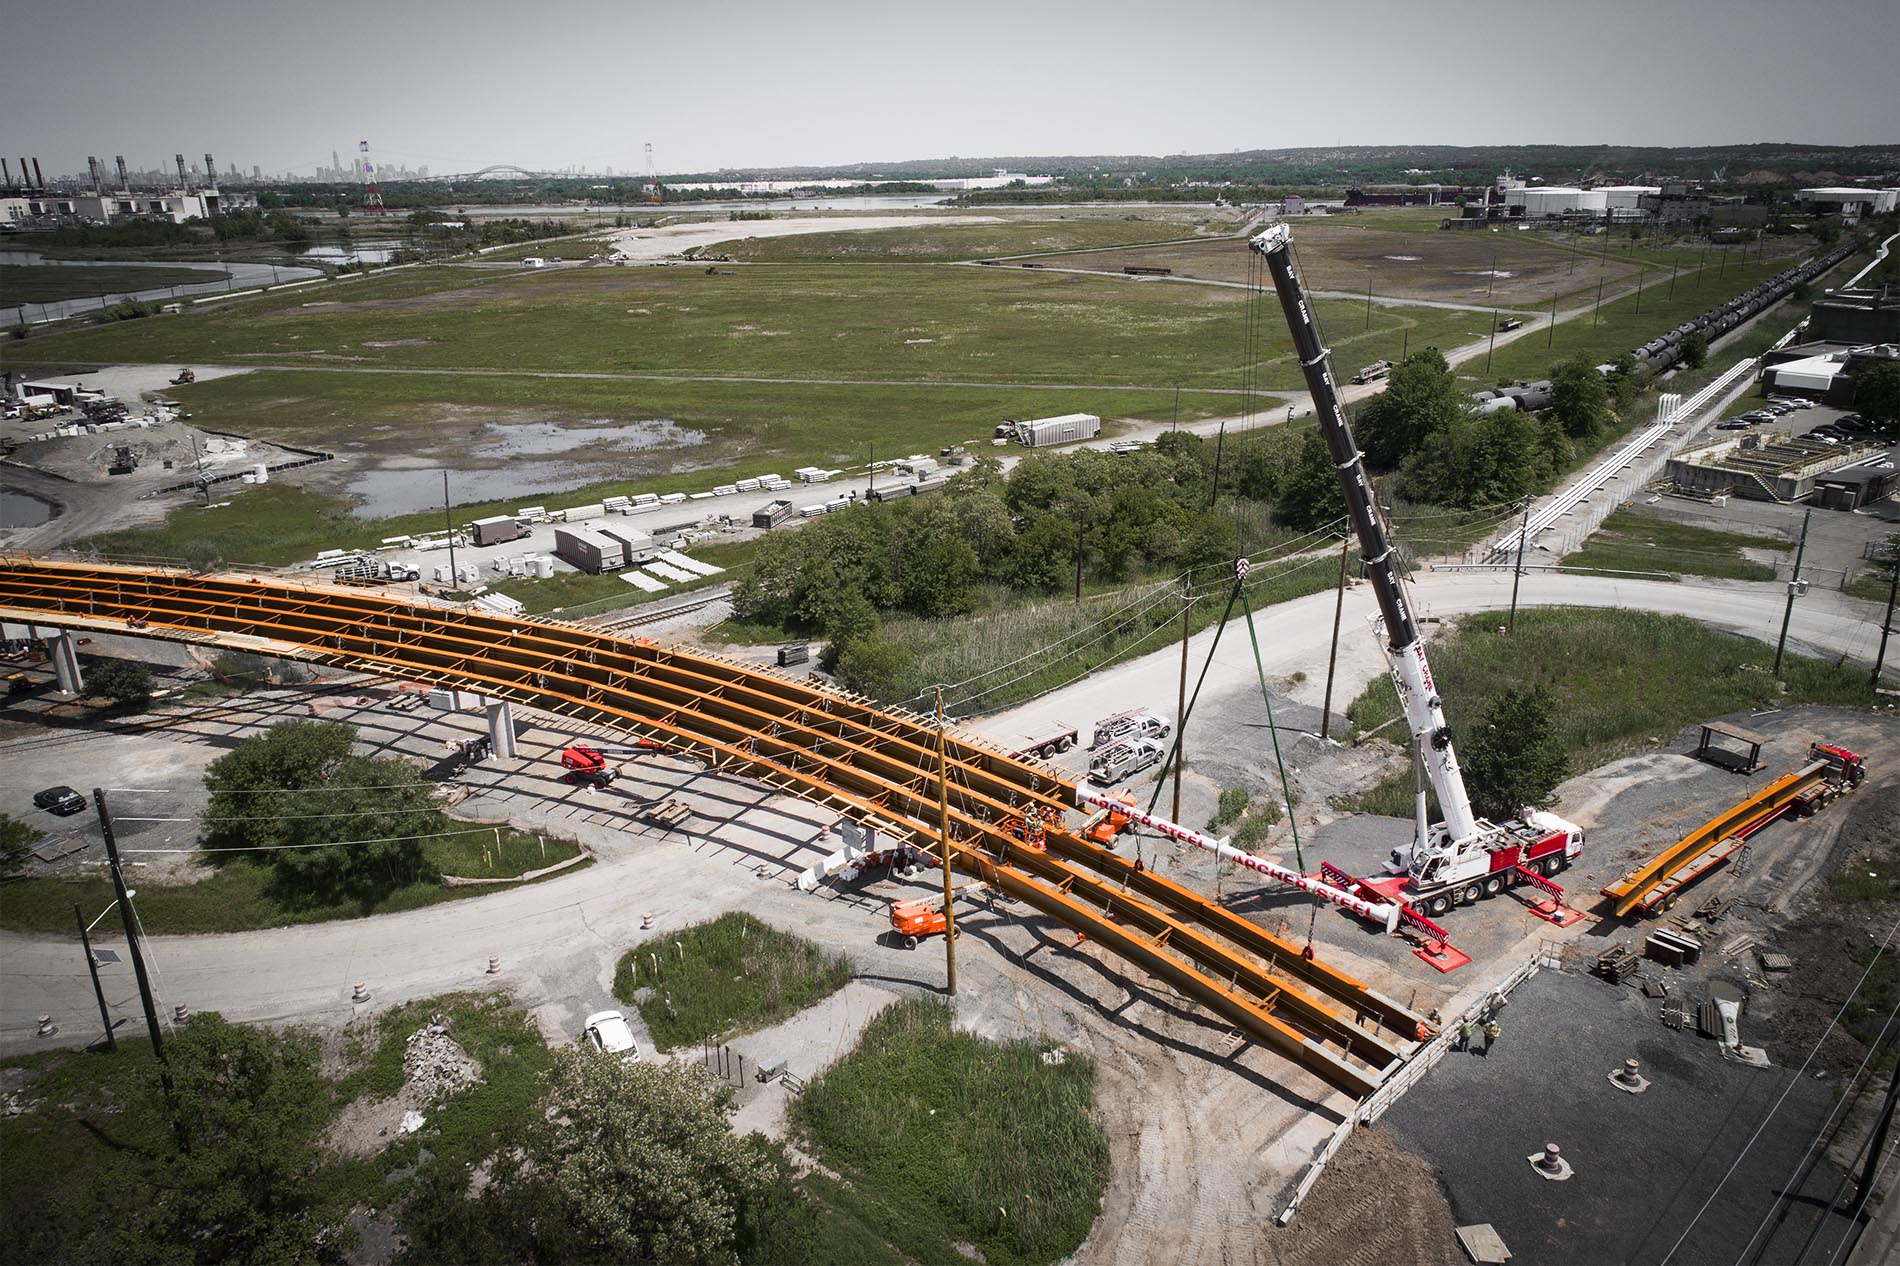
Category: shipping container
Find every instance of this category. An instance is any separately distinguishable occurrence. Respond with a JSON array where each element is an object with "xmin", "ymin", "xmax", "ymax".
[
  {"xmin": 553, "ymin": 526, "xmax": 628, "ymax": 573},
  {"xmin": 596, "ymin": 524, "xmax": 658, "ymax": 564},
  {"xmin": 753, "ymin": 499, "xmax": 794, "ymax": 528},
  {"xmin": 1013, "ymin": 413, "xmax": 1101, "ymax": 447}
]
